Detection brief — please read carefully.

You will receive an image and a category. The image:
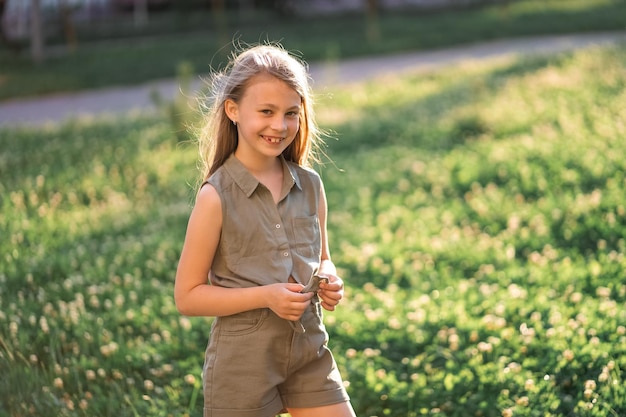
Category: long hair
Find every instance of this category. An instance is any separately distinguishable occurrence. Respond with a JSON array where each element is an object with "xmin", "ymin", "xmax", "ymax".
[{"xmin": 198, "ymin": 44, "xmax": 322, "ymax": 181}]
